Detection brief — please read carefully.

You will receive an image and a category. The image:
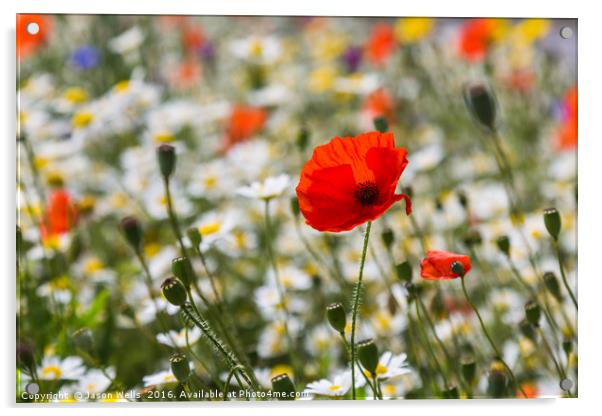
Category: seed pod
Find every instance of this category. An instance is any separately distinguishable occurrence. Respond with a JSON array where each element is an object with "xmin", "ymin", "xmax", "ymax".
[
  {"xmin": 464, "ymin": 83, "xmax": 497, "ymax": 131},
  {"xmin": 487, "ymin": 361, "xmax": 508, "ymax": 398},
  {"xmin": 157, "ymin": 144, "xmax": 176, "ymax": 179},
  {"xmin": 525, "ymin": 300, "xmax": 541, "ymax": 326},
  {"xmin": 519, "ymin": 318, "xmax": 537, "ymax": 342},
  {"xmin": 326, "ymin": 302, "xmax": 346, "ymax": 333},
  {"xmin": 161, "ymin": 277, "xmax": 188, "ymax": 306},
  {"xmin": 451, "ymin": 261, "xmax": 465, "ymax": 278},
  {"xmin": 543, "ymin": 271, "xmax": 563, "ymax": 302},
  {"xmin": 357, "ymin": 339, "xmax": 379, "ymax": 376},
  {"xmin": 120, "ymin": 216, "xmax": 143, "ymax": 251},
  {"xmin": 271, "ymin": 373, "xmax": 296, "ymax": 400},
  {"xmin": 543, "ymin": 207, "xmax": 561, "ymax": 241},
  {"xmin": 461, "ymin": 355, "xmax": 477, "ymax": 386},
  {"xmin": 172, "ymin": 256, "xmax": 194, "ymax": 289},
  {"xmin": 170, "ymin": 352, "xmax": 190, "ymax": 382}
]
